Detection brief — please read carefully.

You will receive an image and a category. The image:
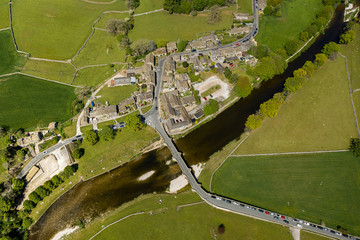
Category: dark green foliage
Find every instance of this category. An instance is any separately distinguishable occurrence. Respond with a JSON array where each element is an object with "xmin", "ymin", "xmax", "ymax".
[
  {"xmin": 224, "ymin": 67, "xmax": 232, "ymax": 80},
  {"xmin": 321, "ymin": 42, "xmax": 339, "ymax": 57},
  {"xmin": 130, "ymin": 39, "xmax": 156, "ymax": 56},
  {"xmin": 76, "ymin": 219, "xmax": 86, "ymax": 229},
  {"xmin": 302, "ymin": 61, "xmax": 315, "ymax": 77},
  {"xmin": 43, "ymin": 180, "xmax": 55, "ymax": 191},
  {"xmin": 84, "ymin": 130, "xmax": 99, "ymax": 145},
  {"xmin": 233, "ymin": 76, "xmax": 252, "ymax": 98},
  {"xmin": 22, "ymin": 217, "xmax": 34, "ymax": 229},
  {"xmin": 253, "ymin": 54, "xmax": 287, "ymax": 81},
  {"xmin": 299, "ymin": 31, "xmax": 309, "ymax": 41},
  {"xmin": 164, "ymin": 0, "xmax": 227, "ymax": 14},
  {"xmin": 98, "ymin": 126, "xmax": 115, "ymax": 141},
  {"xmin": 125, "ymin": 114, "xmax": 145, "ymax": 131},
  {"xmin": 72, "ymin": 99, "xmax": 84, "ymax": 115},
  {"xmin": 349, "ymin": 138, "xmax": 360, "ymax": 157},
  {"xmin": 72, "ymin": 148, "xmax": 85, "ymax": 160},
  {"xmin": 28, "ymin": 192, "xmax": 41, "ymax": 204},
  {"xmin": 51, "ymin": 175, "xmax": 63, "ymax": 187},
  {"xmin": 127, "ymin": 0, "xmax": 140, "ymax": 9},
  {"xmin": 182, "ymin": 61, "xmax": 189, "ymax": 68},
  {"xmin": 11, "ymin": 179, "xmax": 25, "ymax": 193},
  {"xmin": 0, "ymin": 197, "xmax": 12, "ymax": 212},
  {"xmin": 218, "ymin": 223, "xmax": 225, "ymax": 234},
  {"xmin": 322, "ymin": 0, "xmax": 340, "ymax": 6},
  {"xmin": 177, "ymin": 40, "xmax": 188, "ymax": 52},
  {"xmin": 339, "ymin": 30, "xmax": 355, "ymax": 44},
  {"xmin": 245, "ymin": 113, "xmax": 263, "ymax": 130},
  {"xmin": 317, "ymin": 5, "xmax": 333, "ymax": 20},
  {"xmin": 106, "ymin": 19, "xmax": 134, "ymax": 36},
  {"xmin": 39, "ymin": 137, "xmax": 59, "ymax": 151},
  {"xmin": 203, "ymin": 99, "xmax": 219, "ymax": 116},
  {"xmin": 314, "ymin": 17, "xmax": 327, "ymax": 29},
  {"xmin": 62, "ymin": 164, "xmax": 78, "ymax": 179},
  {"xmin": 284, "ymin": 39, "xmax": 298, "ymax": 56},
  {"xmin": 35, "ymin": 186, "xmax": 50, "ymax": 199},
  {"xmin": 23, "ymin": 200, "xmax": 36, "ymax": 211},
  {"xmin": 306, "ymin": 24, "xmax": 319, "ymax": 36}
]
